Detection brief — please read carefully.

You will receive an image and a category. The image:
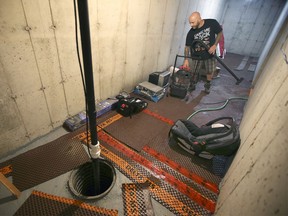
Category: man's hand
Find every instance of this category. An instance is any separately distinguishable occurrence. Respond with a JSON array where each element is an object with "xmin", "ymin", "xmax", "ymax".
[
  {"xmin": 183, "ymin": 59, "xmax": 190, "ymax": 69},
  {"xmin": 208, "ymin": 44, "xmax": 217, "ymax": 55},
  {"xmin": 209, "ymin": 31, "xmax": 223, "ymax": 55}
]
